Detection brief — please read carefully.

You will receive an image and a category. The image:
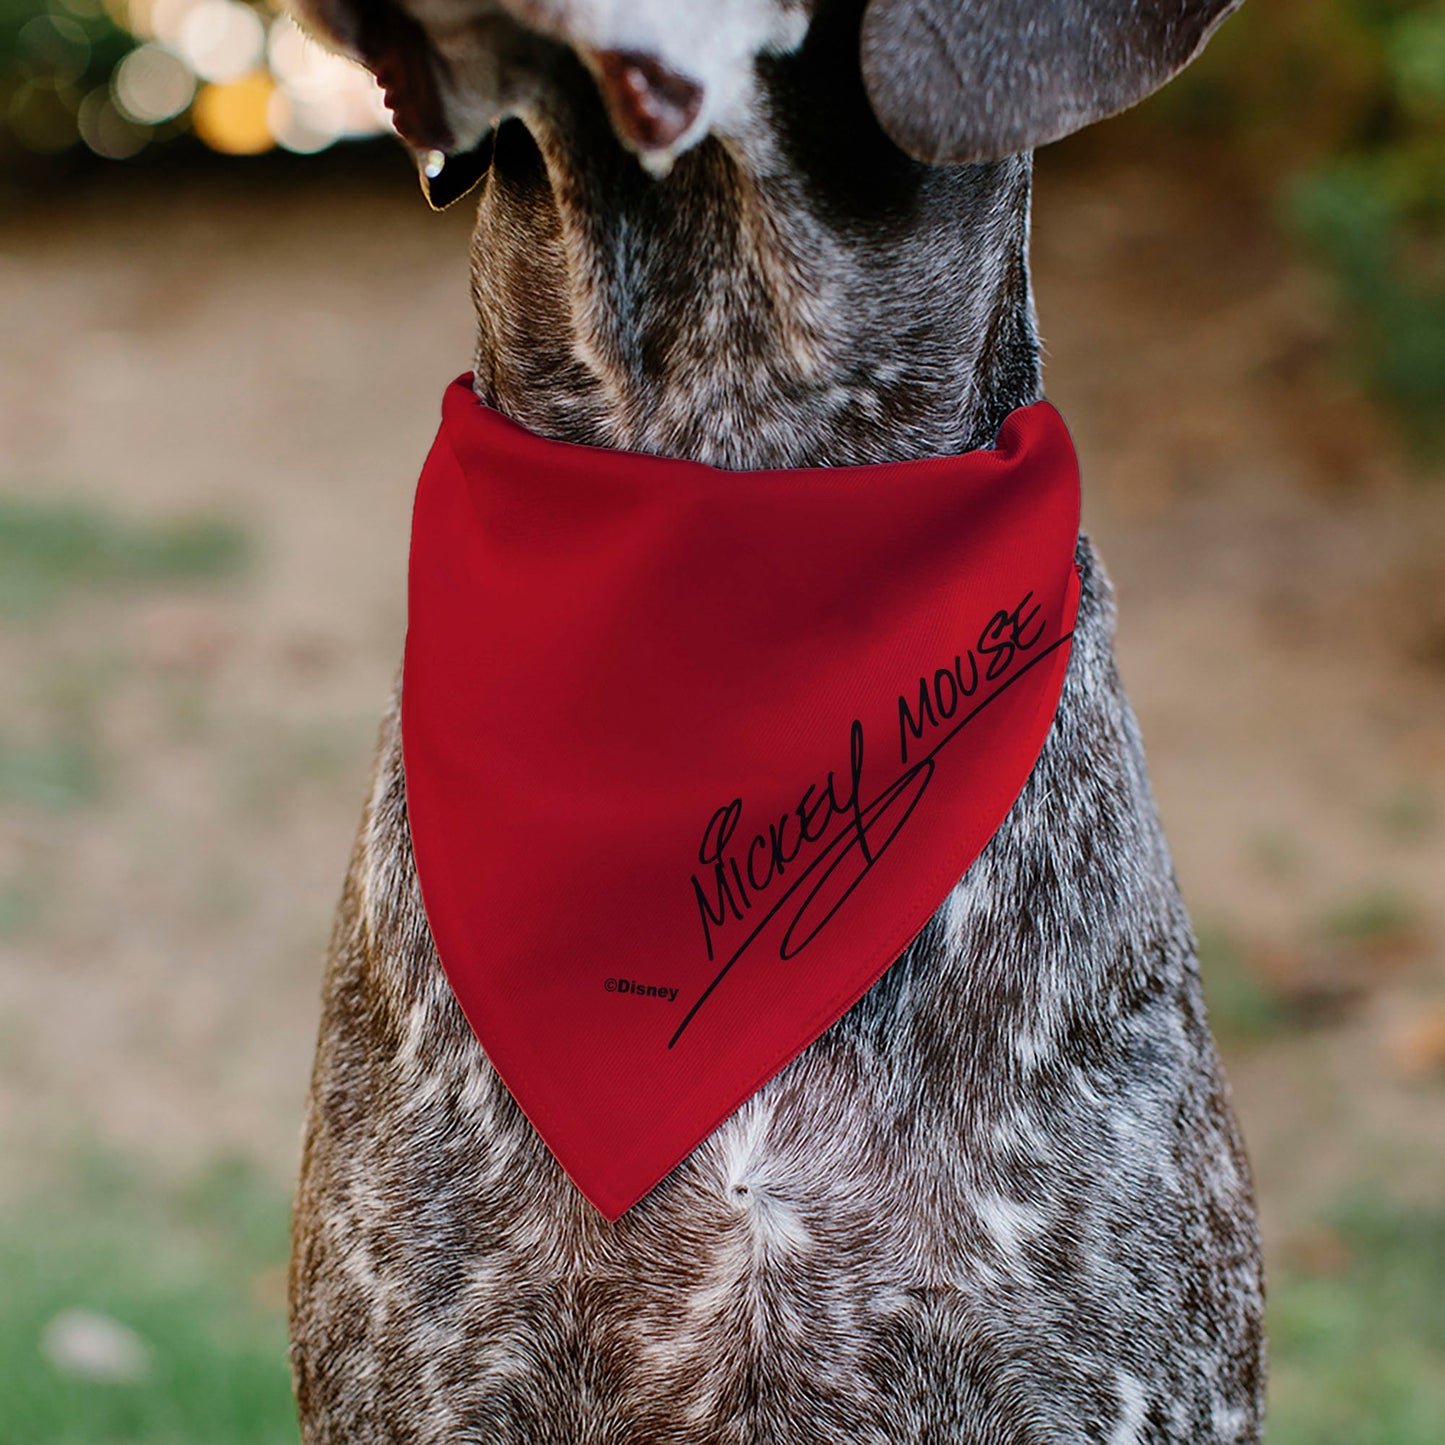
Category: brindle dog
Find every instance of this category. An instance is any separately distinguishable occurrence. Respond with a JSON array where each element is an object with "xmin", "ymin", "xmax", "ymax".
[{"xmin": 285, "ymin": 2, "xmax": 1265, "ymax": 1440}]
